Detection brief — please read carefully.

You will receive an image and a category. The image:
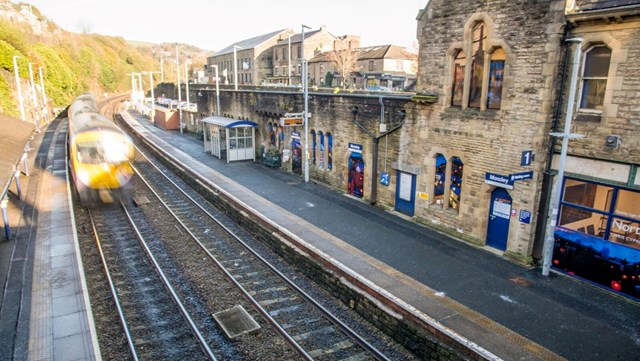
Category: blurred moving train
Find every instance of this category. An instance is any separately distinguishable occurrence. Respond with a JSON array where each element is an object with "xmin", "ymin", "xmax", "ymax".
[{"xmin": 68, "ymin": 93, "xmax": 134, "ymax": 204}]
